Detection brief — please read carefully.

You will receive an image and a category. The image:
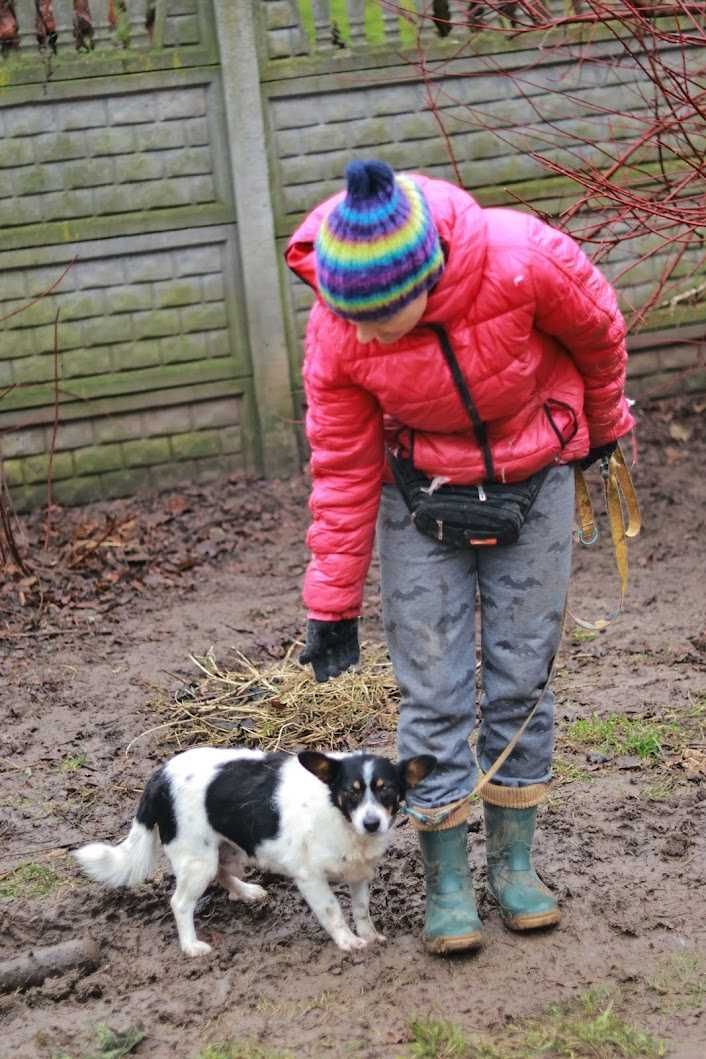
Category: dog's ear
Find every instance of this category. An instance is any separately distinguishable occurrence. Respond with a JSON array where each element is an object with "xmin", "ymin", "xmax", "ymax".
[
  {"xmin": 398, "ymin": 755, "xmax": 437, "ymax": 789},
  {"xmin": 298, "ymin": 751, "xmax": 341, "ymax": 786}
]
